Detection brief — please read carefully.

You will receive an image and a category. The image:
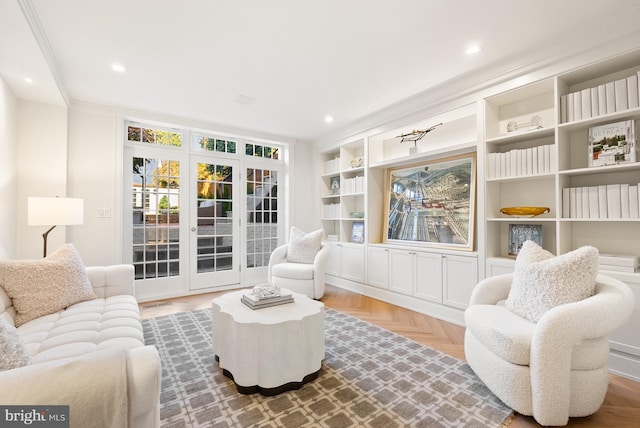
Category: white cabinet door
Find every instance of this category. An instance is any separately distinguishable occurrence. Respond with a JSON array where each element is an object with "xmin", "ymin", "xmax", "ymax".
[
  {"xmin": 325, "ymin": 241, "xmax": 341, "ymax": 276},
  {"xmin": 443, "ymin": 255, "xmax": 478, "ymax": 309},
  {"xmin": 341, "ymin": 243, "xmax": 366, "ymax": 282},
  {"xmin": 414, "ymin": 252, "xmax": 443, "ymax": 303},
  {"xmin": 608, "ymin": 275, "xmax": 640, "ymax": 358},
  {"xmin": 368, "ymin": 246, "xmax": 389, "ymax": 289},
  {"xmin": 389, "ymin": 249, "xmax": 415, "ymax": 295}
]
